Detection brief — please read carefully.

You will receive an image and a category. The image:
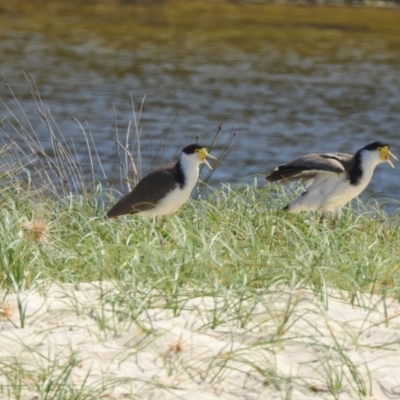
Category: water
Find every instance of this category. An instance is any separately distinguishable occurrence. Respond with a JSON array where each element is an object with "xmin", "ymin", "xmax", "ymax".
[{"xmin": 1, "ymin": 1, "xmax": 400, "ymax": 208}]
